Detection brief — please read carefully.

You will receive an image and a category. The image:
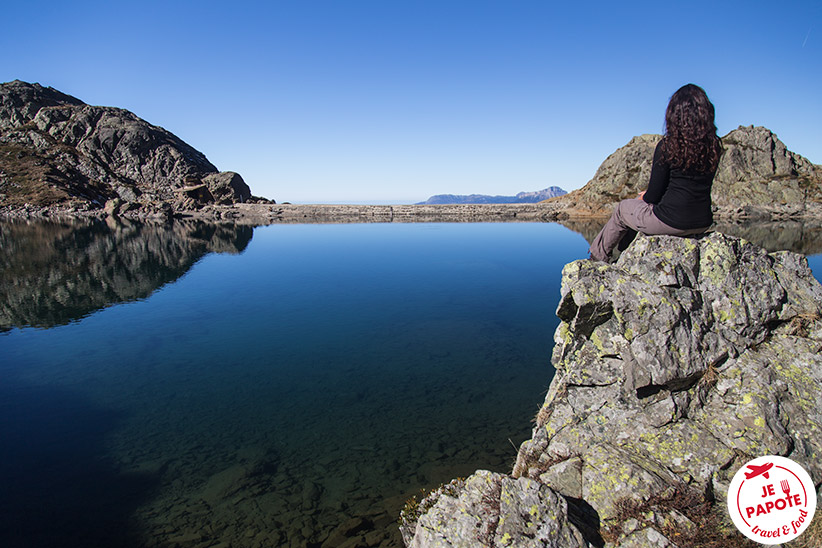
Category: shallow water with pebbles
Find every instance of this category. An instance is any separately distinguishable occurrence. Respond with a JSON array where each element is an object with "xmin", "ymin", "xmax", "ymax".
[
  {"xmin": 106, "ymin": 327, "xmax": 537, "ymax": 547},
  {"xmin": 1, "ymin": 221, "xmax": 587, "ymax": 547}
]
